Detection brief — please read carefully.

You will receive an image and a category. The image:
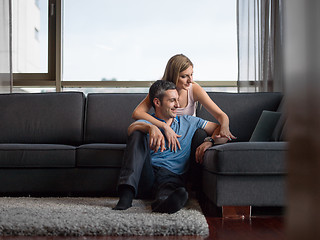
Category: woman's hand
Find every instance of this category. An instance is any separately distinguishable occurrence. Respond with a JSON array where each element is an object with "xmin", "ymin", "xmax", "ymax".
[
  {"xmin": 149, "ymin": 125, "xmax": 166, "ymax": 153},
  {"xmin": 219, "ymin": 126, "xmax": 236, "ymax": 141},
  {"xmin": 163, "ymin": 124, "xmax": 181, "ymax": 152}
]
